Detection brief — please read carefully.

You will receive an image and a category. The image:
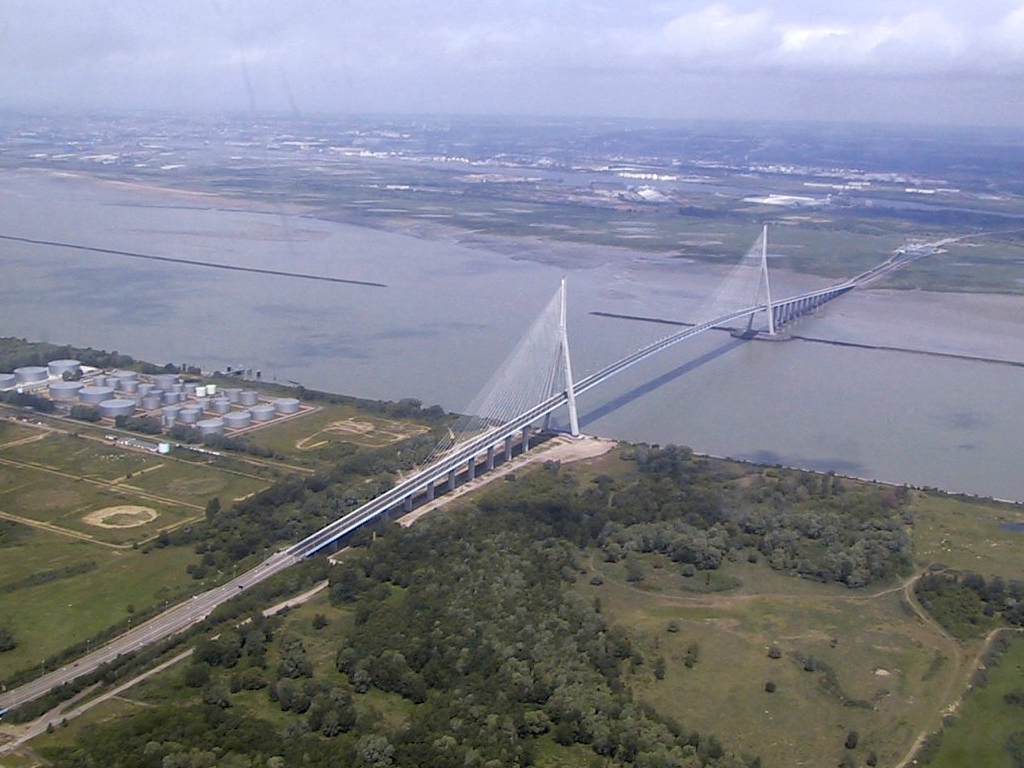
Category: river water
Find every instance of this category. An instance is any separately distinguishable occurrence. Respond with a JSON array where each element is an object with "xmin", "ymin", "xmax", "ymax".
[{"xmin": 2, "ymin": 171, "xmax": 1024, "ymax": 501}]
